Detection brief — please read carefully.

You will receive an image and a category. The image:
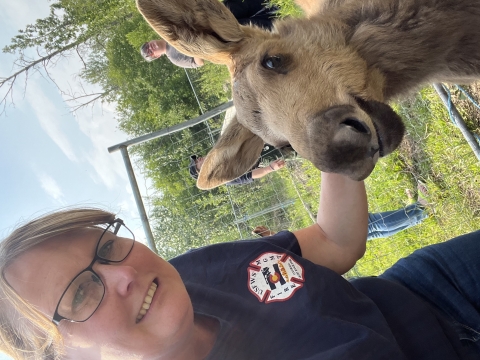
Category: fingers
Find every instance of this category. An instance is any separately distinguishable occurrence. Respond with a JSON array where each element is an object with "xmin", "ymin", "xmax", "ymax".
[
  {"xmin": 252, "ymin": 226, "xmax": 275, "ymax": 237},
  {"xmin": 253, "ymin": 226, "xmax": 268, "ymax": 234},
  {"xmin": 270, "ymin": 159, "xmax": 286, "ymax": 170}
]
